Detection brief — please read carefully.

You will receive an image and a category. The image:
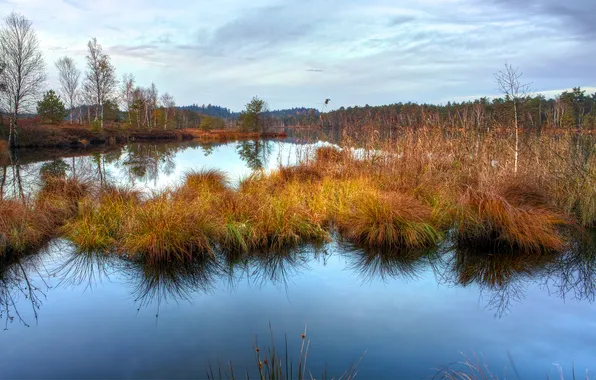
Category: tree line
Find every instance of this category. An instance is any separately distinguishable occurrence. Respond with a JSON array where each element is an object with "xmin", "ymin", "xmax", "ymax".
[{"xmin": 322, "ymin": 87, "xmax": 596, "ymax": 131}]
